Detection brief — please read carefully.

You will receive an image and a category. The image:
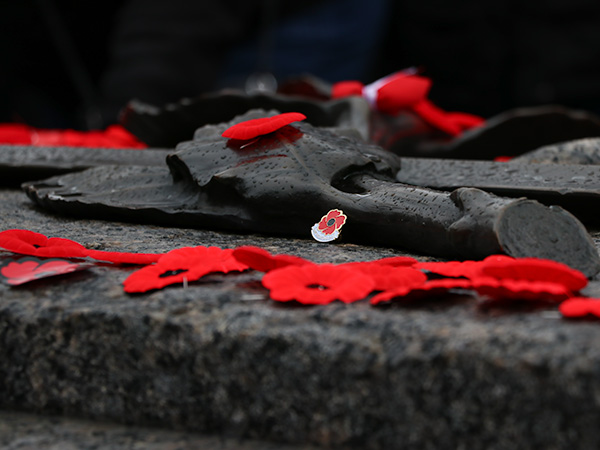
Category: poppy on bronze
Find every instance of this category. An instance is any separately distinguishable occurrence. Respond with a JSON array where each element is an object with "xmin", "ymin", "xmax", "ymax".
[{"xmin": 311, "ymin": 209, "xmax": 347, "ymax": 242}]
